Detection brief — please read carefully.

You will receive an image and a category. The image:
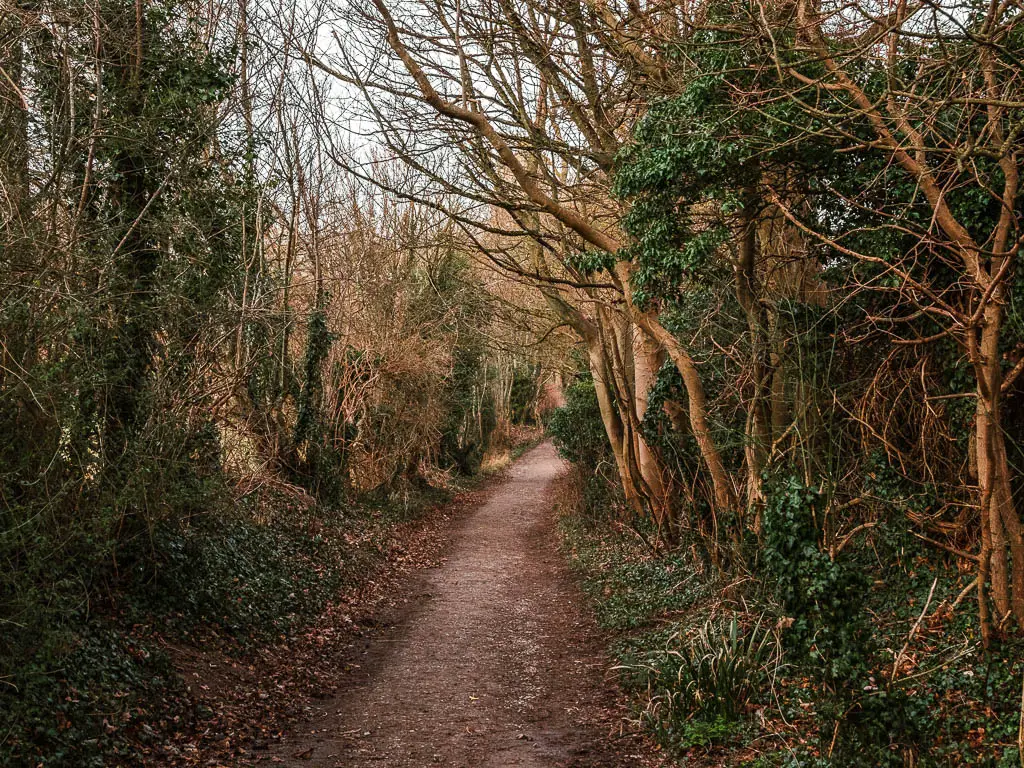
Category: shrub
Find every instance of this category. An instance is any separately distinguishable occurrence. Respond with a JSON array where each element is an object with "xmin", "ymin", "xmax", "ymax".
[{"xmin": 547, "ymin": 375, "xmax": 610, "ymax": 472}]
